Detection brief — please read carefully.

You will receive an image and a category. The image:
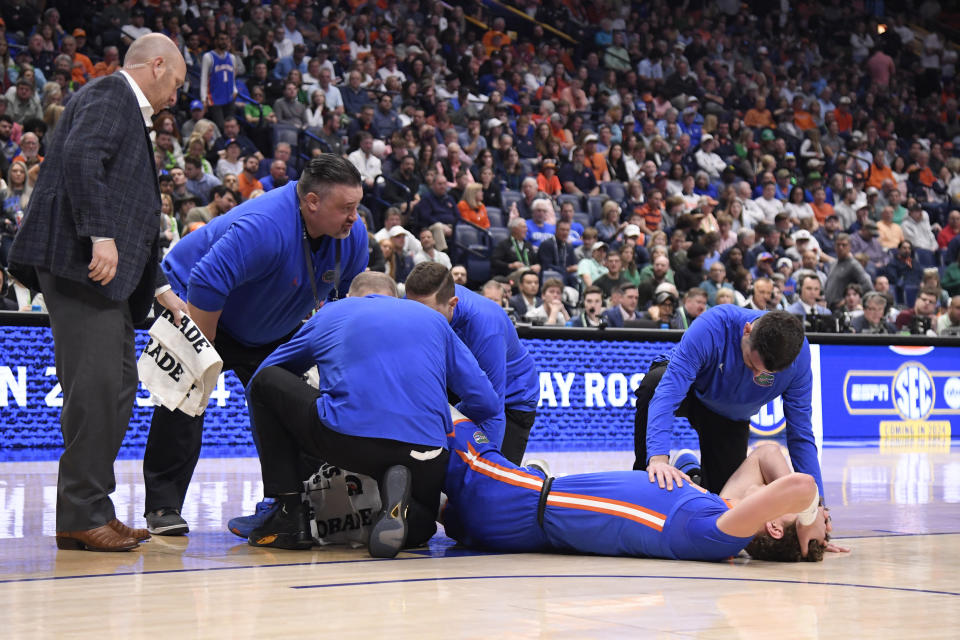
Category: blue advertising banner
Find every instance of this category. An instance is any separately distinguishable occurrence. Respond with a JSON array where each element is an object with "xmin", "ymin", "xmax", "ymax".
[
  {"xmin": 2, "ymin": 325, "xmax": 957, "ymax": 459},
  {"xmin": 820, "ymin": 344, "xmax": 959, "ymax": 439}
]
